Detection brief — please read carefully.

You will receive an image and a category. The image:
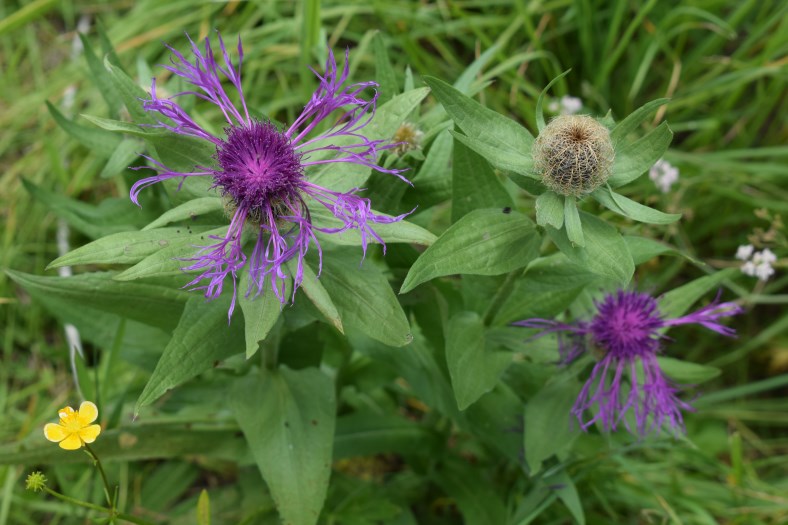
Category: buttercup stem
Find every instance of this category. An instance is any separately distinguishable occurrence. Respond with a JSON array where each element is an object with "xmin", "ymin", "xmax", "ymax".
[
  {"xmin": 84, "ymin": 443, "xmax": 113, "ymax": 509},
  {"xmin": 42, "ymin": 486, "xmax": 157, "ymax": 525}
]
